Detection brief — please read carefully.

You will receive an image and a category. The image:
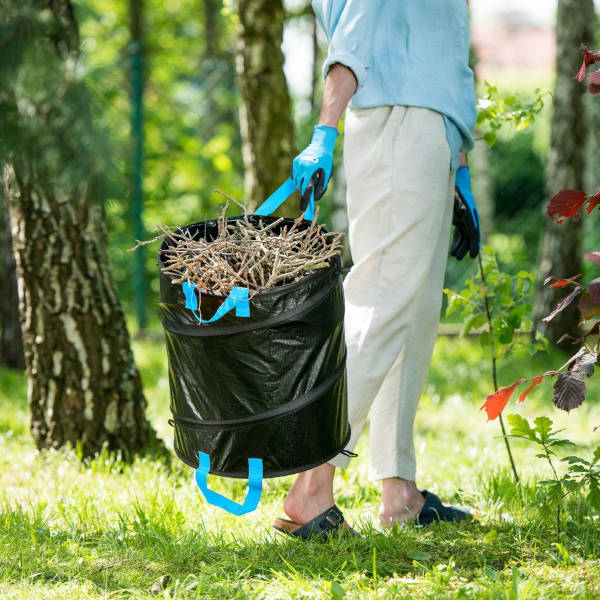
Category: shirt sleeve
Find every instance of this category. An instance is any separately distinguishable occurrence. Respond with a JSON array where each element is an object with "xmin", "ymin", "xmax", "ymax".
[{"xmin": 311, "ymin": 0, "xmax": 379, "ymax": 88}]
